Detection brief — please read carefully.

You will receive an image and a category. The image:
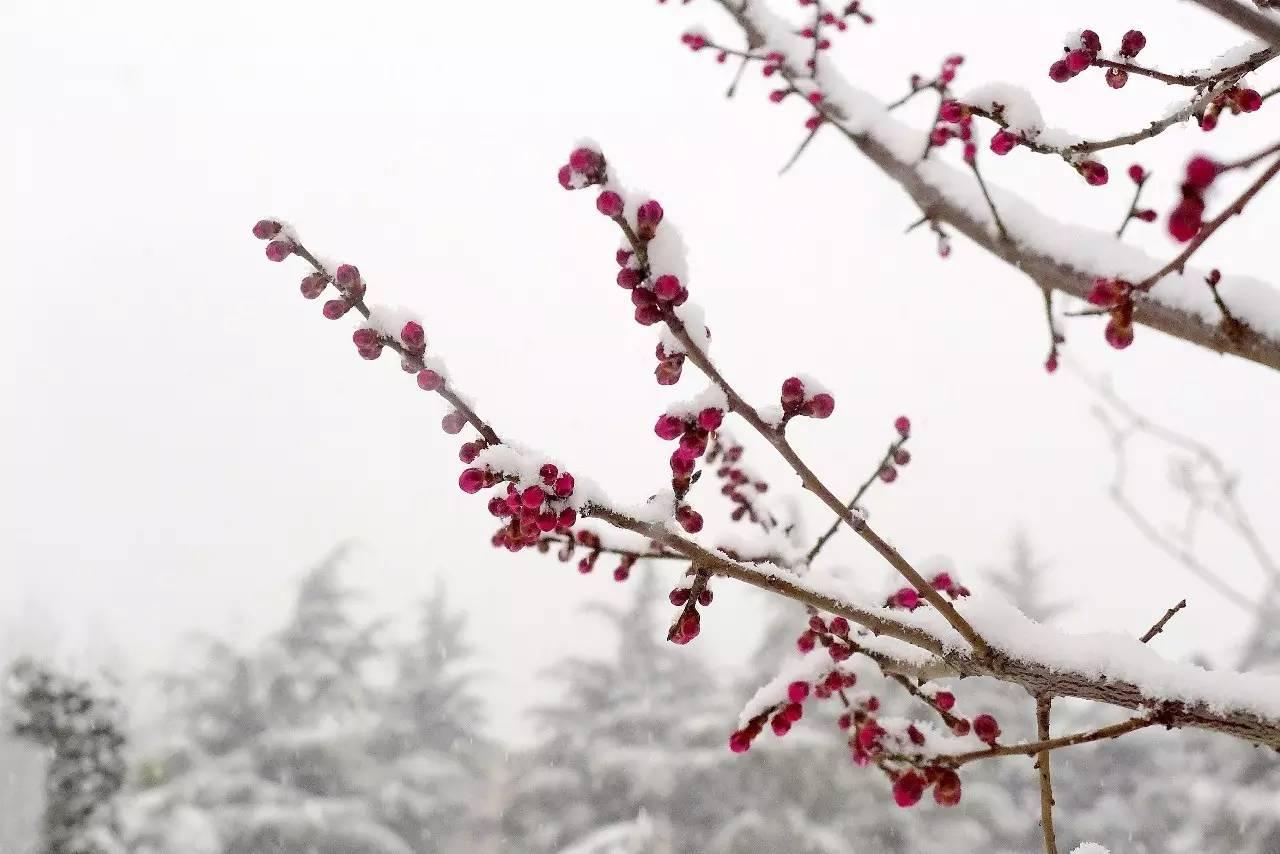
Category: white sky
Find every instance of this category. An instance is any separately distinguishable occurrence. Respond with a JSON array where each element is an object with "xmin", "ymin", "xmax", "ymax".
[{"xmin": 3, "ymin": 0, "xmax": 1278, "ymax": 741}]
